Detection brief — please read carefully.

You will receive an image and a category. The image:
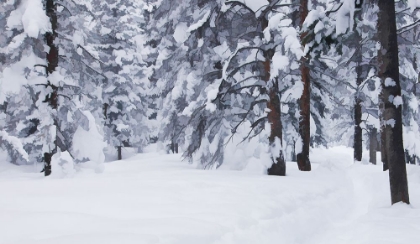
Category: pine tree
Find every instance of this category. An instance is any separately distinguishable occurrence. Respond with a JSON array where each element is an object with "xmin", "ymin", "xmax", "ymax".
[
  {"xmin": 93, "ymin": 0, "xmax": 149, "ymax": 160},
  {"xmin": 396, "ymin": 1, "xmax": 420, "ymax": 166},
  {"xmin": 0, "ymin": 0, "xmax": 52, "ymax": 168}
]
